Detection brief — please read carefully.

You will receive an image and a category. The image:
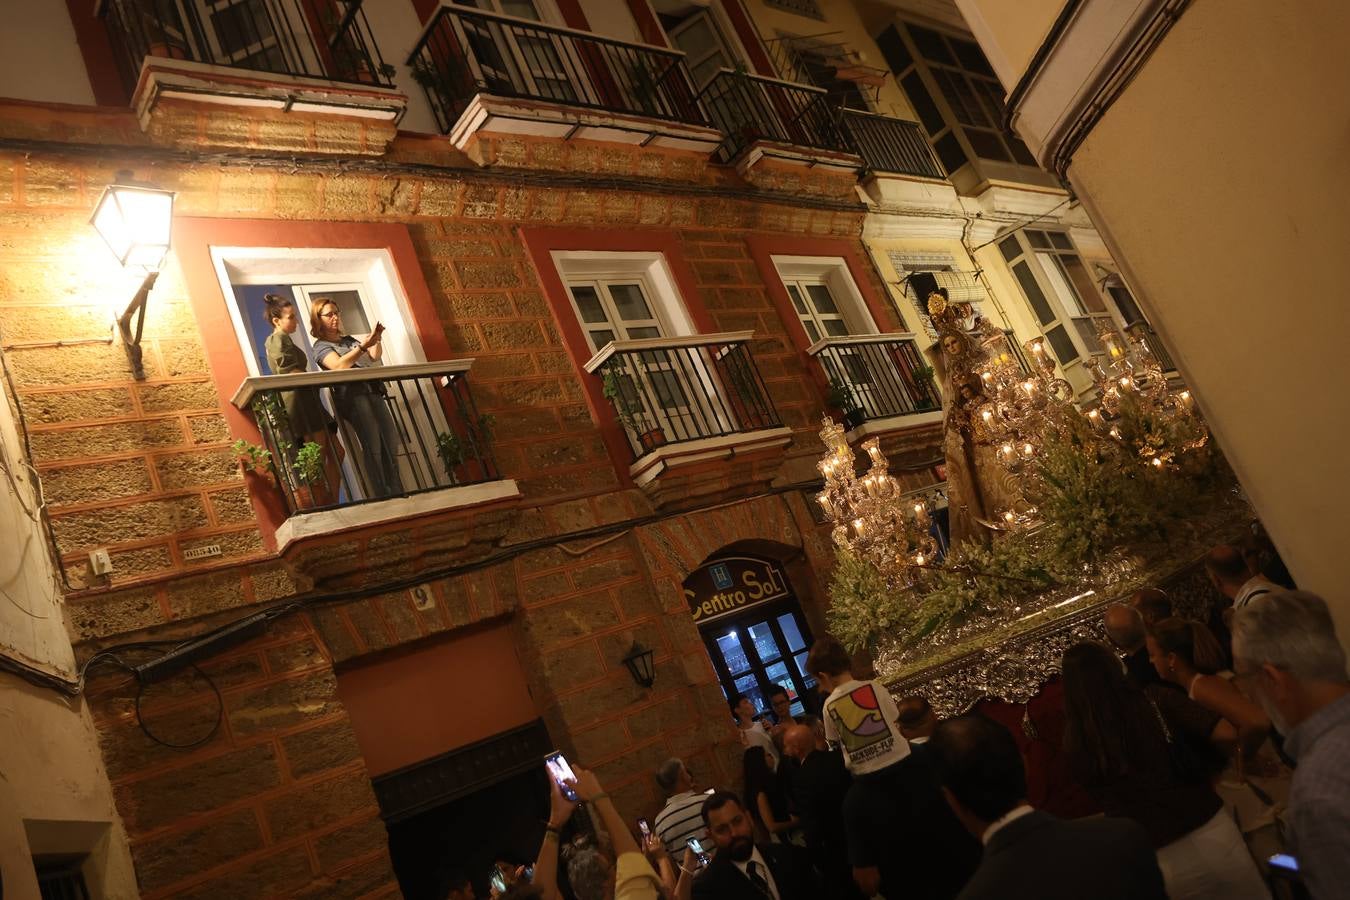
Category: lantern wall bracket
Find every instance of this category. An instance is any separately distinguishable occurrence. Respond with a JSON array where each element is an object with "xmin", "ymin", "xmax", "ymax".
[{"xmin": 119, "ymin": 271, "xmax": 157, "ymax": 381}]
